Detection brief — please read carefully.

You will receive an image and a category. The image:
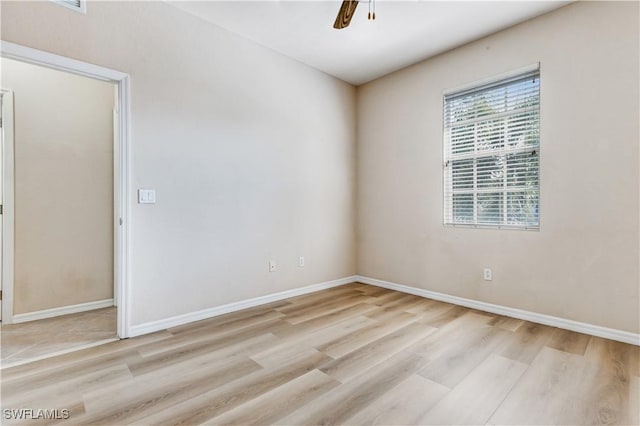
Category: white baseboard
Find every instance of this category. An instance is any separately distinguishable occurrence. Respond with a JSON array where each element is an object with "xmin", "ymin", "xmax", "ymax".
[
  {"xmin": 356, "ymin": 275, "xmax": 640, "ymax": 346},
  {"xmin": 128, "ymin": 276, "xmax": 358, "ymax": 337},
  {"xmin": 12, "ymin": 299, "xmax": 115, "ymax": 324}
]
